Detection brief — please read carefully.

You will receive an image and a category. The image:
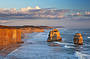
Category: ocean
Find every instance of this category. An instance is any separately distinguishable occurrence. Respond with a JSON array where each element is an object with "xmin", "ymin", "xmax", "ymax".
[{"xmin": 3, "ymin": 28, "xmax": 90, "ymax": 59}]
